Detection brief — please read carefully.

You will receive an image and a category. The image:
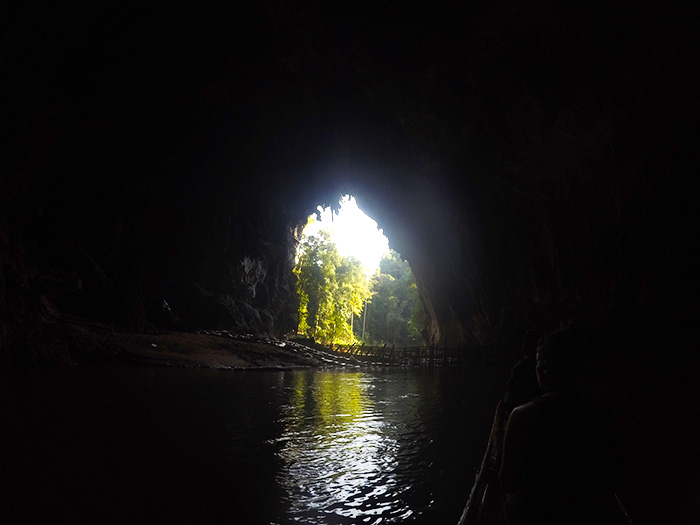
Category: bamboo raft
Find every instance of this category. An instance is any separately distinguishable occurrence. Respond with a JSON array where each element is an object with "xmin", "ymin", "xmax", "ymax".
[{"xmin": 458, "ymin": 400, "xmax": 509, "ymax": 525}]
